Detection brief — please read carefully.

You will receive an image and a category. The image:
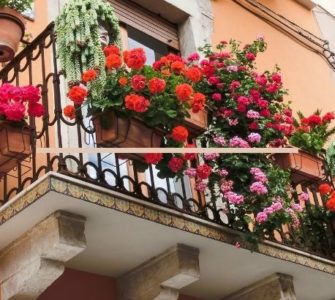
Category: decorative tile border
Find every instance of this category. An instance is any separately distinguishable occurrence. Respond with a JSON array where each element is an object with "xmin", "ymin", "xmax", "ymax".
[{"xmin": 1, "ymin": 173, "xmax": 335, "ymax": 275}]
